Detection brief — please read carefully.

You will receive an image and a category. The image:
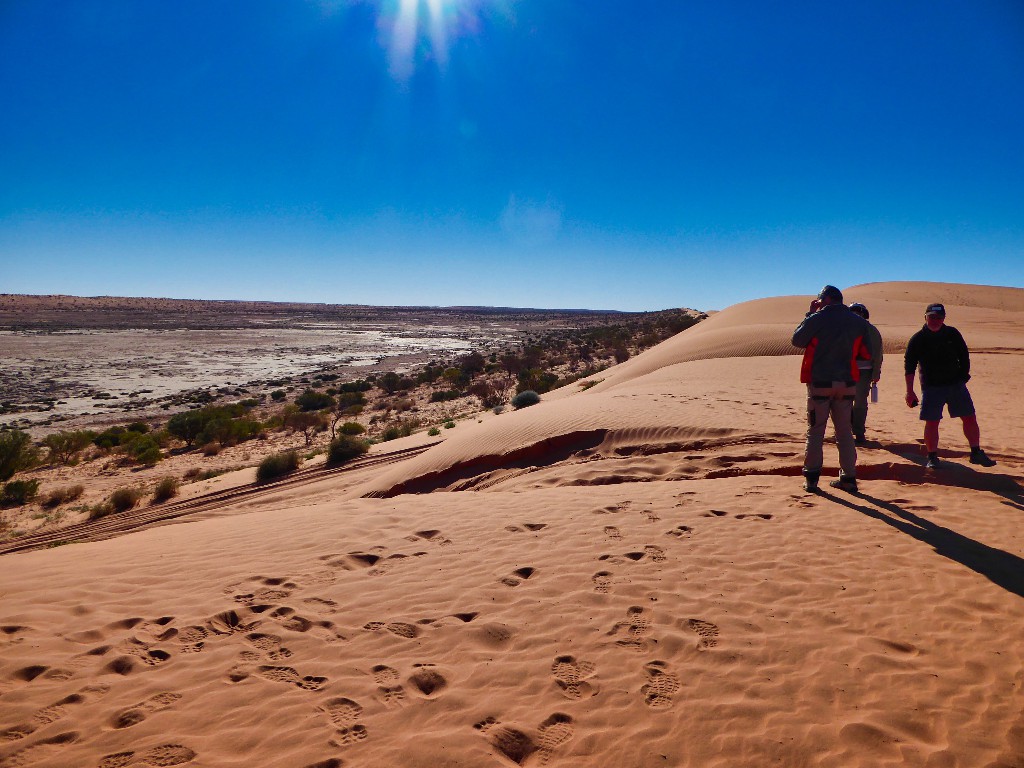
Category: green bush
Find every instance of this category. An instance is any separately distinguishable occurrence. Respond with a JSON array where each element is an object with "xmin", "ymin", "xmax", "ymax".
[
  {"xmin": 127, "ymin": 421, "xmax": 150, "ymax": 434},
  {"xmin": 270, "ymin": 389, "xmax": 286, "ymax": 401},
  {"xmin": 151, "ymin": 477, "xmax": 180, "ymax": 503},
  {"xmin": 428, "ymin": 427, "xmax": 441, "ymax": 436},
  {"xmin": 256, "ymin": 451, "xmax": 302, "ymax": 483},
  {"xmin": 42, "ymin": 484, "xmax": 84, "ymax": 508},
  {"xmin": 327, "ymin": 435, "xmax": 370, "ymax": 466},
  {"xmin": 167, "ymin": 405, "xmax": 256, "ymax": 448},
  {"xmin": 124, "ymin": 434, "xmax": 162, "ymax": 466},
  {"xmin": 443, "ymin": 420, "xmax": 456, "ymax": 429},
  {"xmin": 339, "ymin": 422, "xmax": 366, "ymax": 435},
  {"xmin": 296, "ymin": 389, "xmax": 335, "ymax": 412},
  {"xmin": 1, "ymin": 479, "xmax": 40, "ymax": 507},
  {"xmin": 93, "ymin": 426, "xmax": 127, "ymax": 451},
  {"xmin": 108, "ymin": 487, "xmax": 143, "ymax": 513},
  {"xmin": 429, "ymin": 390, "xmax": 463, "ymax": 403},
  {"xmin": 0, "ymin": 429, "xmax": 38, "ymax": 481},
  {"xmin": 42, "ymin": 430, "xmax": 96, "ymax": 465},
  {"xmin": 511, "ymin": 390, "xmax": 541, "ymax": 409}
]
